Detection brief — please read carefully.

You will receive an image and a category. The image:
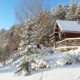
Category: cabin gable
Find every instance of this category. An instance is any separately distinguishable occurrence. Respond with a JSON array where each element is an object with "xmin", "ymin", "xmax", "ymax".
[{"xmin": 54, "ymin": 23, "xmax": 61, "ymax": 32}]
